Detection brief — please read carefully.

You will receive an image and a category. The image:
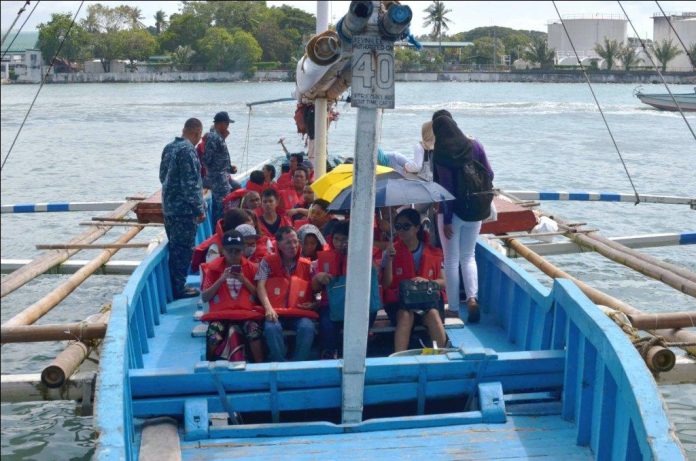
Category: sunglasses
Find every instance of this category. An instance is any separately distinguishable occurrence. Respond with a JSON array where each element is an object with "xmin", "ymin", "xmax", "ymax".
[{"xmin": 394, "ymin": 223, "xmax": 413, "ymax": 232}]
